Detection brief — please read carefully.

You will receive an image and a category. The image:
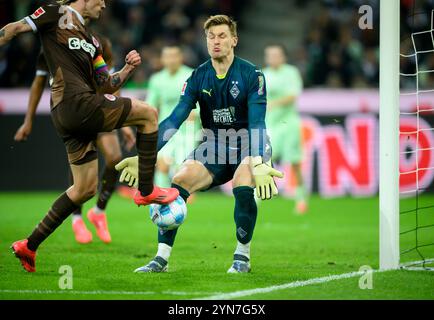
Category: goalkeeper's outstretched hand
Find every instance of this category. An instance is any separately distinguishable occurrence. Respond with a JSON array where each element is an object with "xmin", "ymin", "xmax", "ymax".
[
  {"xmin": 251, "ymin": 156, "xmax": 284, "ymax": 200},
  {"xmin": 115, "ymin": 156, "xmax": 139, "ymax": 188}
]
